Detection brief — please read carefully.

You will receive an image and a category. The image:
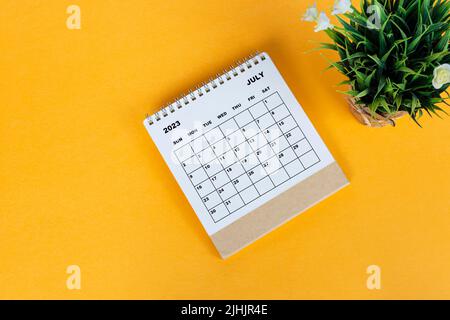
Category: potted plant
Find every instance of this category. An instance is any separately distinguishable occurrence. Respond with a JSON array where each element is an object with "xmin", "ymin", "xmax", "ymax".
[{"xmin": 302, "ymin": 0, "xmax": 450, "ymax": 126}]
